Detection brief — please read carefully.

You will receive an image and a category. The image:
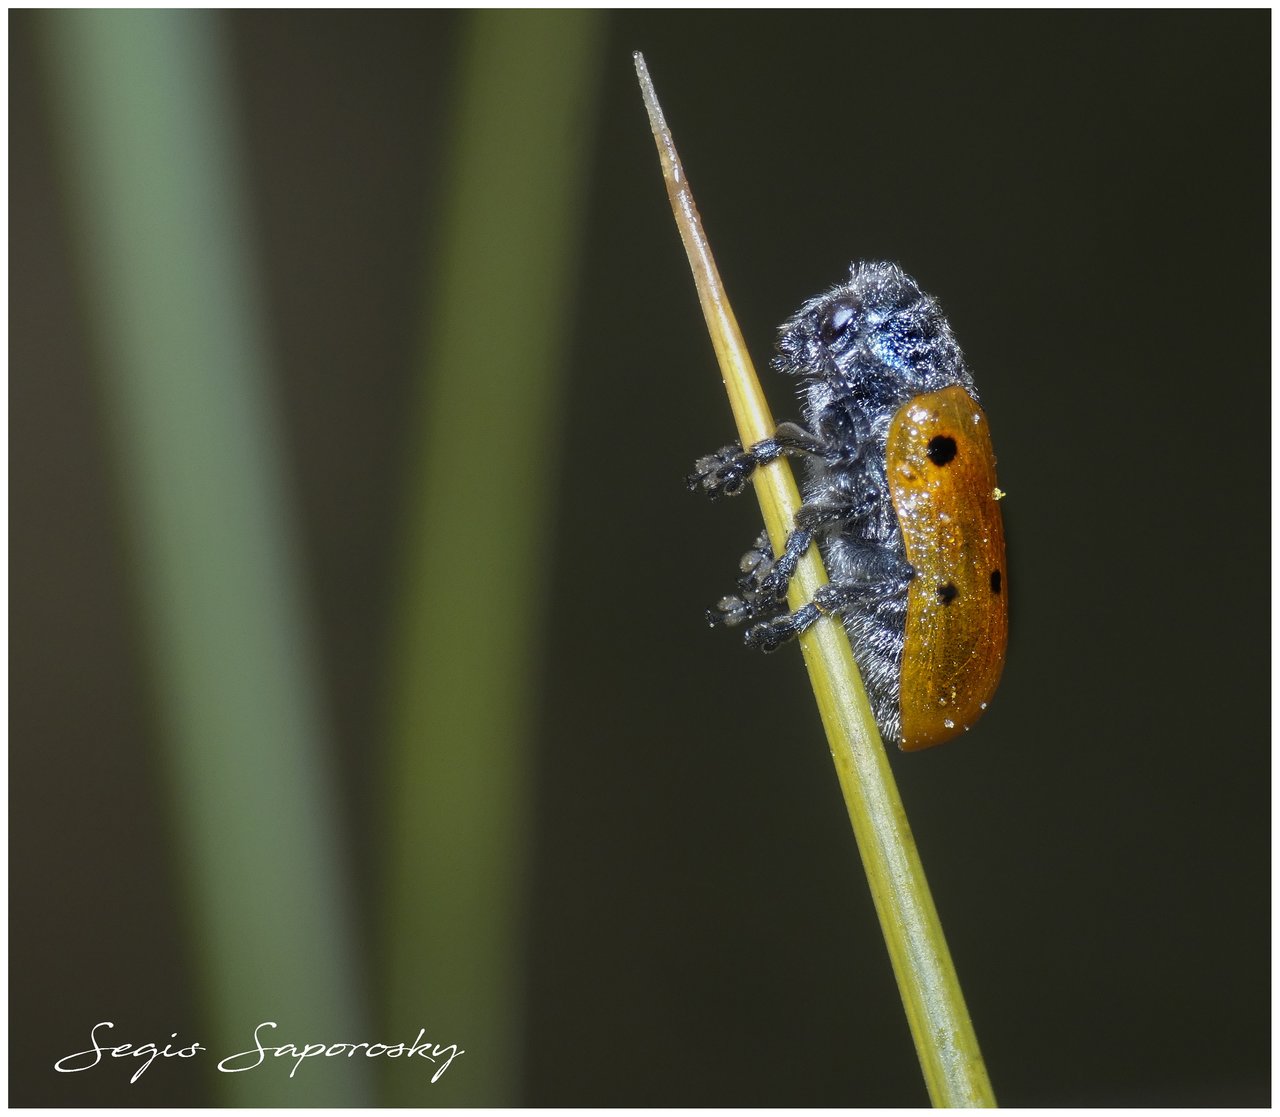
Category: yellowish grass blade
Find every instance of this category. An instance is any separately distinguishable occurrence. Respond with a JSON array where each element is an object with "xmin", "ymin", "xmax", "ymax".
[{"xmin": 634, "ymin": 52, "xmax": 996, "ymax": 1108}]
